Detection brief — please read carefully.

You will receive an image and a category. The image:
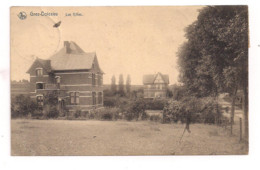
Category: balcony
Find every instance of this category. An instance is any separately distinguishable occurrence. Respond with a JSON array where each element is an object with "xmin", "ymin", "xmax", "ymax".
[
  {"xmin": 45, "ymin": 84, "xmax": 59, "ymax": 90},
  {"xmin": 36, "ymin": 83, "xmax": 65, "ymax": 91}
]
